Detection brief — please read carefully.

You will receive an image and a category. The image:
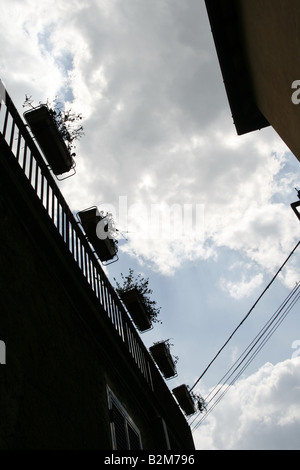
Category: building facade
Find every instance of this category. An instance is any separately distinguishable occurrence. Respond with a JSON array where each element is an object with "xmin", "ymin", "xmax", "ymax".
[
  {"xmin": 205, "ymin": 0, "xmax": 300, "ymax": 163},
  {"xmin": 0, "ymin": 81, "xmax": 195, "ymax": 450}
]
